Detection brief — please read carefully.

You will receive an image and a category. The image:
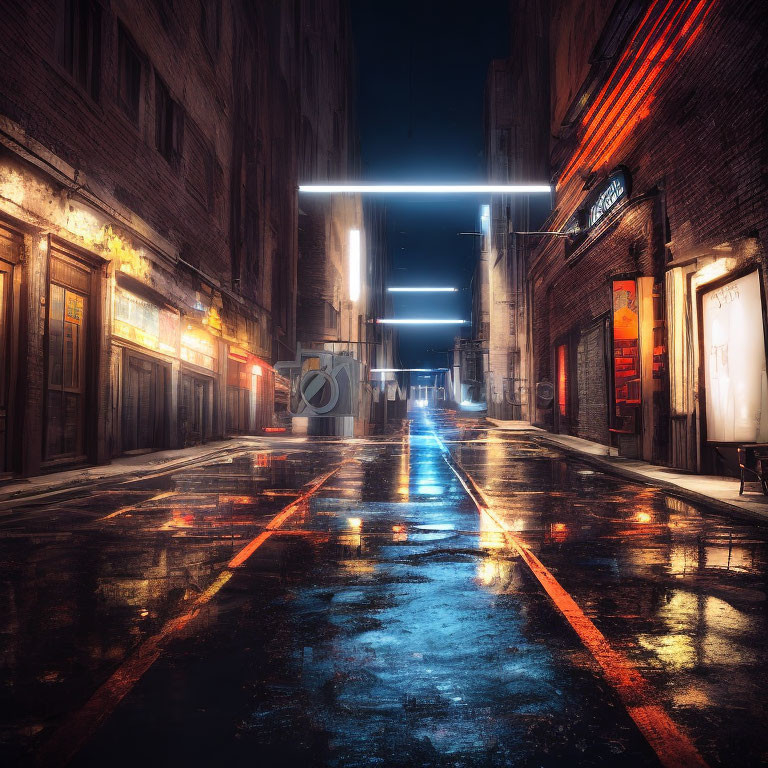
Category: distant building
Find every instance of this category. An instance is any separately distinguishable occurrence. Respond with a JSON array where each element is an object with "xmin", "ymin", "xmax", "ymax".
[
  {"xmin": 489, "ymin": 0, "xmax": 768, "ymax": 474},
  {"xmin": 295, "ymin": 1, "xmax": 394, "ymax": 435},
  {"xmin": 0, "ymin": 0, "xmax": 360, "ymax": 477},
  {"xmin": 481, "ymin": 2, "xmax": 550, "ymax": 422}
]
